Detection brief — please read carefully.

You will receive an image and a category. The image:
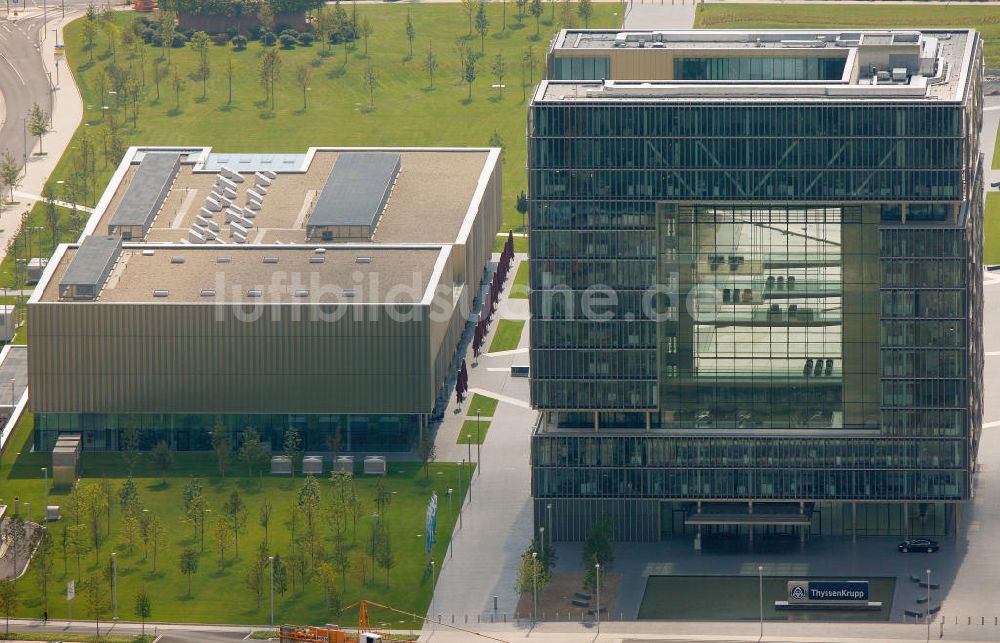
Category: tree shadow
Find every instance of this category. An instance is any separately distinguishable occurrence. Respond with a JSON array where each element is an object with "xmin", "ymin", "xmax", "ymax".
[
  {"xmin": 194, "ymin": 95, "xmax": 208, "ymax": 104},
  {"xmin": 259, "ymin": 111, "xmax": 276, "ymax": 120},
  {"xmin": 218, "ymin": 104, "xmax": 236, "ymax": 113},
  {"xmin": 420, "ymin": 86, "xmax": 435, "ymax": 93},
  {"xmin": 326, "ymin": 67, "xmax": 347, "ymax": 79},
  {"xmin": 166, "ymin": 108, "xmax": 184, "ymax": 117},
  {"xmin": 460, "ymin": 97, "xmax": 474, "ymax": 106},
  {"xmin": 359, "ymin": 105, "xmax": 376, "ymax": 114},
  {"xmin": 488, "ymin": 94, "xmax": 503, "ymax": 104}
]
